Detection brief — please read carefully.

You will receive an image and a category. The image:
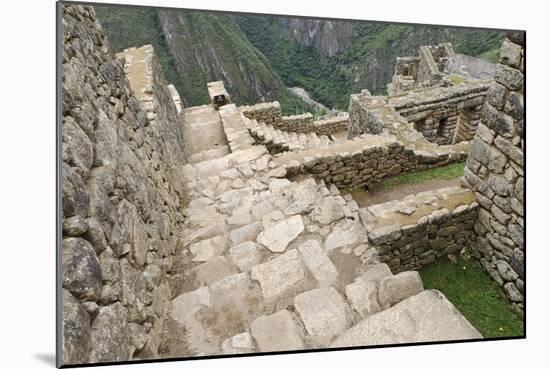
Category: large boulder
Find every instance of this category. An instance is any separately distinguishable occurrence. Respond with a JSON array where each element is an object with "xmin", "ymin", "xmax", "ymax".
[
  {"xmin": 62, "ymin": 289, "xmax": 91, "ymax": 365},
  {"xmin": 90, "ymin": 302, "xmax": 131, "ymax": 362},
  {"xmin": 331, "ymin": 290, "xmax": 482, "ymax": 347},
  {"xmin": 62, "ymin": 237, "xmax": 102, "ymax": 301}
]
